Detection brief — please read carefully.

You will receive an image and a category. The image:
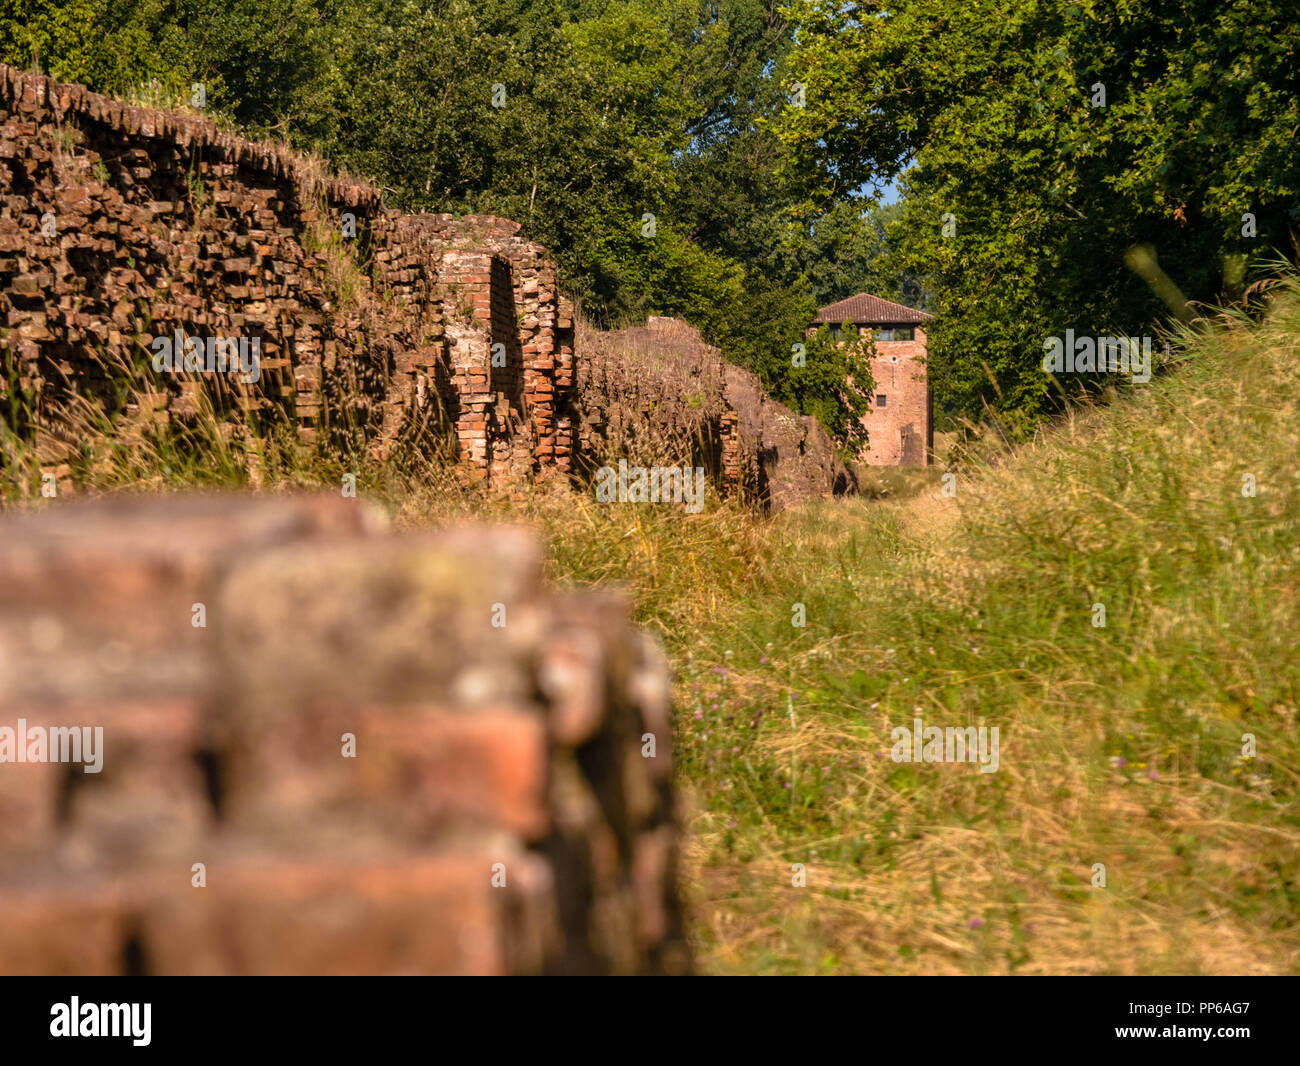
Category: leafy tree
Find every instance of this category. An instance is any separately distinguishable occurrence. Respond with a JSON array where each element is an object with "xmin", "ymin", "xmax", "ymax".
[
  {"xmin": 778, "ymin": 0, "xmax": 1300, "ymax": 428},
  {"xmin": 0, "ymin": 0, "xmax": 185, "ymax": 94},
  {"xmin": 795, "ymin": 200, "xmax": 927, "ymax": 309},
  {"xmin": 159, "ymin": 0, "xmax": 335, "ymax": 135},
  {"xmin": 779, "ymin": 323, "xmax": 873, "ymax": 449}
]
